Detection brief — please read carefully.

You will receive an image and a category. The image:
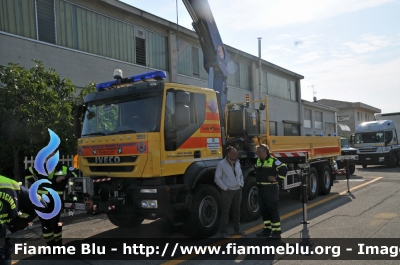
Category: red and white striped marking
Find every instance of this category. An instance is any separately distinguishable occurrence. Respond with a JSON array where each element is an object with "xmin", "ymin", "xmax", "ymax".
[
  {"xmin": 272, "ymin": 152, "xmax": 307, "ymax": 158},
  {"xmin": 93, "ymin": 178, "xmax": 111, "ymax": 183},
  {"xmin": 108, "ymin": 205, "xmax": 115, "ymax": 210}
]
